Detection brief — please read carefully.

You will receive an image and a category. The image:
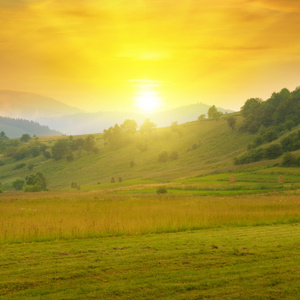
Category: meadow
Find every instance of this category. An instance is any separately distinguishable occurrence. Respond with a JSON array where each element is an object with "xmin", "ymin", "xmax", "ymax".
[
  {"xmin": 0, "ymin": 187, "xmax": 299, "ymax": 299},
  {"xmin": 0, "ymin": 190, "xmax": 299, "ymax": 244},
  {"xmin": 1, "ymin": 117, "xmax": 300, "ymax": 298}
]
